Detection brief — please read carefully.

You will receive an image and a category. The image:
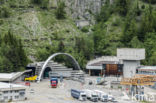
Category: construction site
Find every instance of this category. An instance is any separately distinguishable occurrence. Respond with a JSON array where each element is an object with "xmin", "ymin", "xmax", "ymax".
[{"xmin": 0, "ymin": 48, "xmax": 156, "ymax": 103}]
